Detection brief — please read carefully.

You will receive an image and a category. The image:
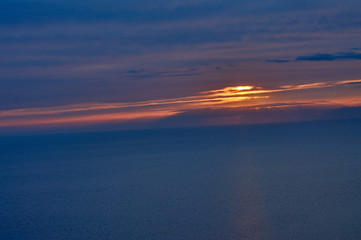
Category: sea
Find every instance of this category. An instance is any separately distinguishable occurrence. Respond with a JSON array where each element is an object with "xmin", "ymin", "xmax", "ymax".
[{"xmin": 1, "ymin": 119, "xmax": 361, "ymax": 239}]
